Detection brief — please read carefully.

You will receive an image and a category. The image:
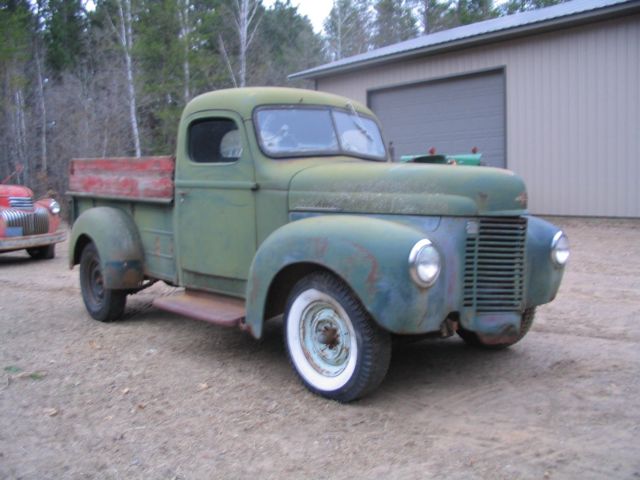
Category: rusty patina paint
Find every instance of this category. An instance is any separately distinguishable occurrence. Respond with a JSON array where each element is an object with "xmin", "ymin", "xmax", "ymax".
[
  {"xmin": 69, "ymin": 207, "xmax": 144, "ymax": 289},
  {"xmin": 287, "ymin": 162, "xmax": 528, "ymax": 217},
  {"xmin": 66, "ymin": 87, "xmax": 567, "ymax": 344},
  {"xmin": 0, "ymin": 230, "xmax": 66, "ymax": 252},
  {"xmin": 473, "ymin": 313, "xmax": 521, "ymax": 345},
  {"xmin": 68, "ymin": 157, "xmax": 174, "ymax": 201}
]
